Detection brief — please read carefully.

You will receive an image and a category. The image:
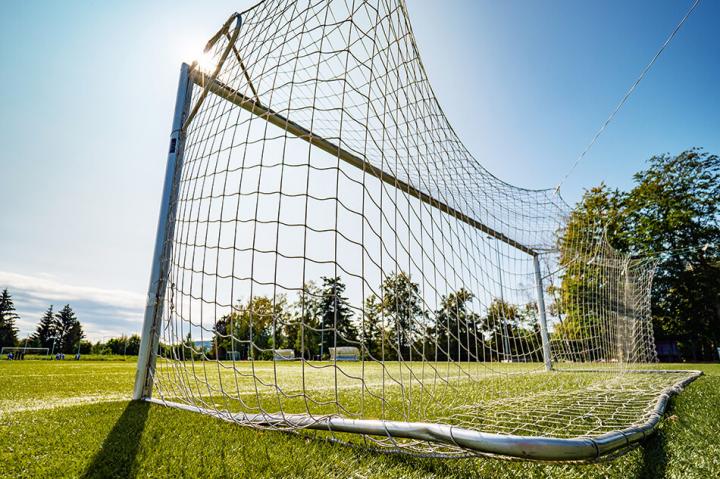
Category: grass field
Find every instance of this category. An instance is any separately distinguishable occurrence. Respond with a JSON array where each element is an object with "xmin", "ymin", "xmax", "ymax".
[{"xmin": 1, "ymin": 360, "xmax": 718, "ymax": 478}]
